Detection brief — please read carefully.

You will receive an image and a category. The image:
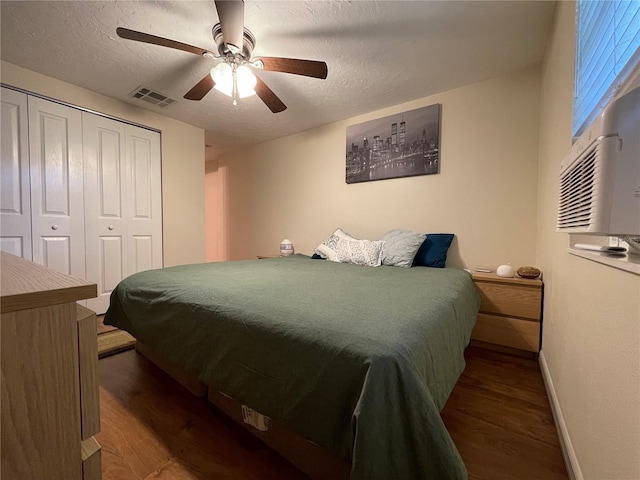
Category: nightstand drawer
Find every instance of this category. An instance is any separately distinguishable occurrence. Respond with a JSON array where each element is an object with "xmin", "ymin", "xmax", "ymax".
[
  {"xmin": 471, "ymin": 313, "xmax": 540, "ymax": 352},
  {"xmin": 475, "ymin": 282, "xmax": 541, "ymax": 320}
]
